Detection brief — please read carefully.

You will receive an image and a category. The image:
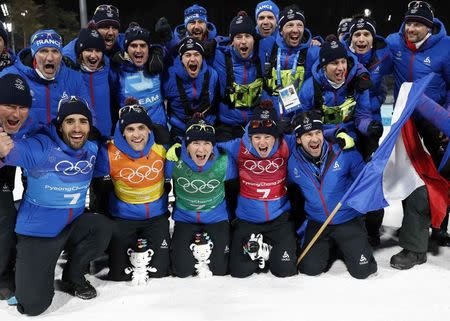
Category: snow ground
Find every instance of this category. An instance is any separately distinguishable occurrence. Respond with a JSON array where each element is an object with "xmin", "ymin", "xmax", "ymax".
[{"xmin": 1, "ymin": 220, "xmax": 449, "ymax": 321}]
